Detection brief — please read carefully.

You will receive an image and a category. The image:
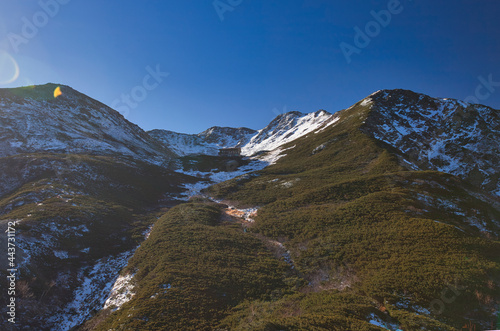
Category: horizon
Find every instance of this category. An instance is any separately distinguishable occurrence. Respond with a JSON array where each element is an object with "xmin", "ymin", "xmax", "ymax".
[{"xmin": 1, "ymin": 1, "xmax": 499, "ymax": 134}]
